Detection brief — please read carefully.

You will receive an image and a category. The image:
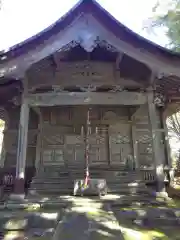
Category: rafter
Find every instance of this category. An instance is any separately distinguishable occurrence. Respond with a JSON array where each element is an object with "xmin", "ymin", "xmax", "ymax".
[{"xmin": 115, "ymin": 52, "xmax": 124, "ymax": 70}]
